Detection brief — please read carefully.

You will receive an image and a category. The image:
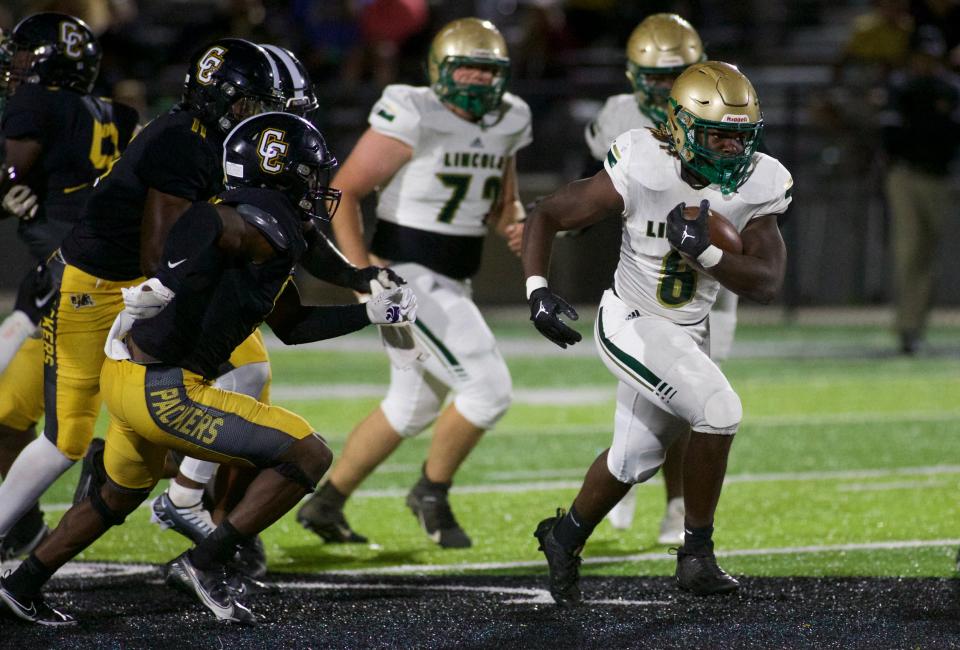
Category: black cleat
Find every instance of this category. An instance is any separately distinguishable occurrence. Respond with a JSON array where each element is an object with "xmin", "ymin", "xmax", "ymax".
[
  {"xmin": 674, "ymin": 545, "xmax": 740, "ymax": 595},
  {"xmin": 406, "ymin": 477, "xmax": 471, "ymax": 548},
  {"xmin": 0, "ymin": 574, "xmax": 75, "ymax": 626},
  {"xmin": 72, "ymin": 437, "xmax": 106, "ymax": 505},
  {"xmin": 0, "ymin": 504, "xmax": 48, "ymax": 561},
  {"xmin": 297, "ymin": 492, "xmax": 368, "ymax": 544},
  {"xmin": 955, "ymin": 546, "xmax": 959, "ymax": 573},
  {"xmin": 165, "ymin": 552, "xmax": 255, "ymax": 624},
  {"xmin": 533, "ymin": 509, "xmax": 582, "ymax": 607}
]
